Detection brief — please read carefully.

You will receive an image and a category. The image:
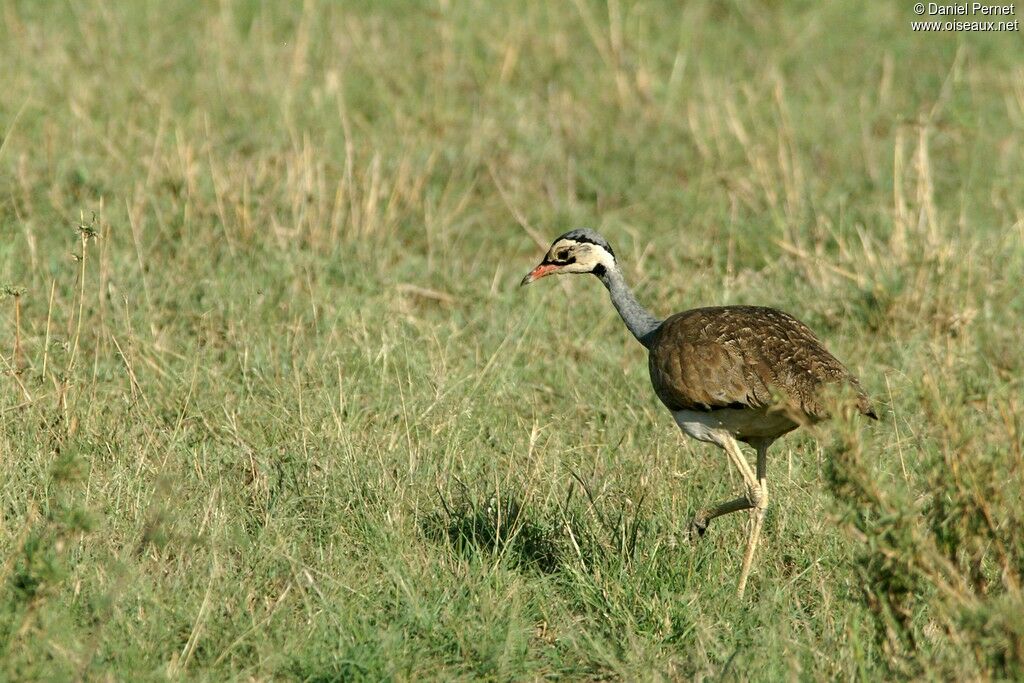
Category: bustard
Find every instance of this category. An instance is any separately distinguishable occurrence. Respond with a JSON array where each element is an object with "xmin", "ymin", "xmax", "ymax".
[{"xmin": 521, "ymin": 228, "xmax": 876, "ymax": 597}]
